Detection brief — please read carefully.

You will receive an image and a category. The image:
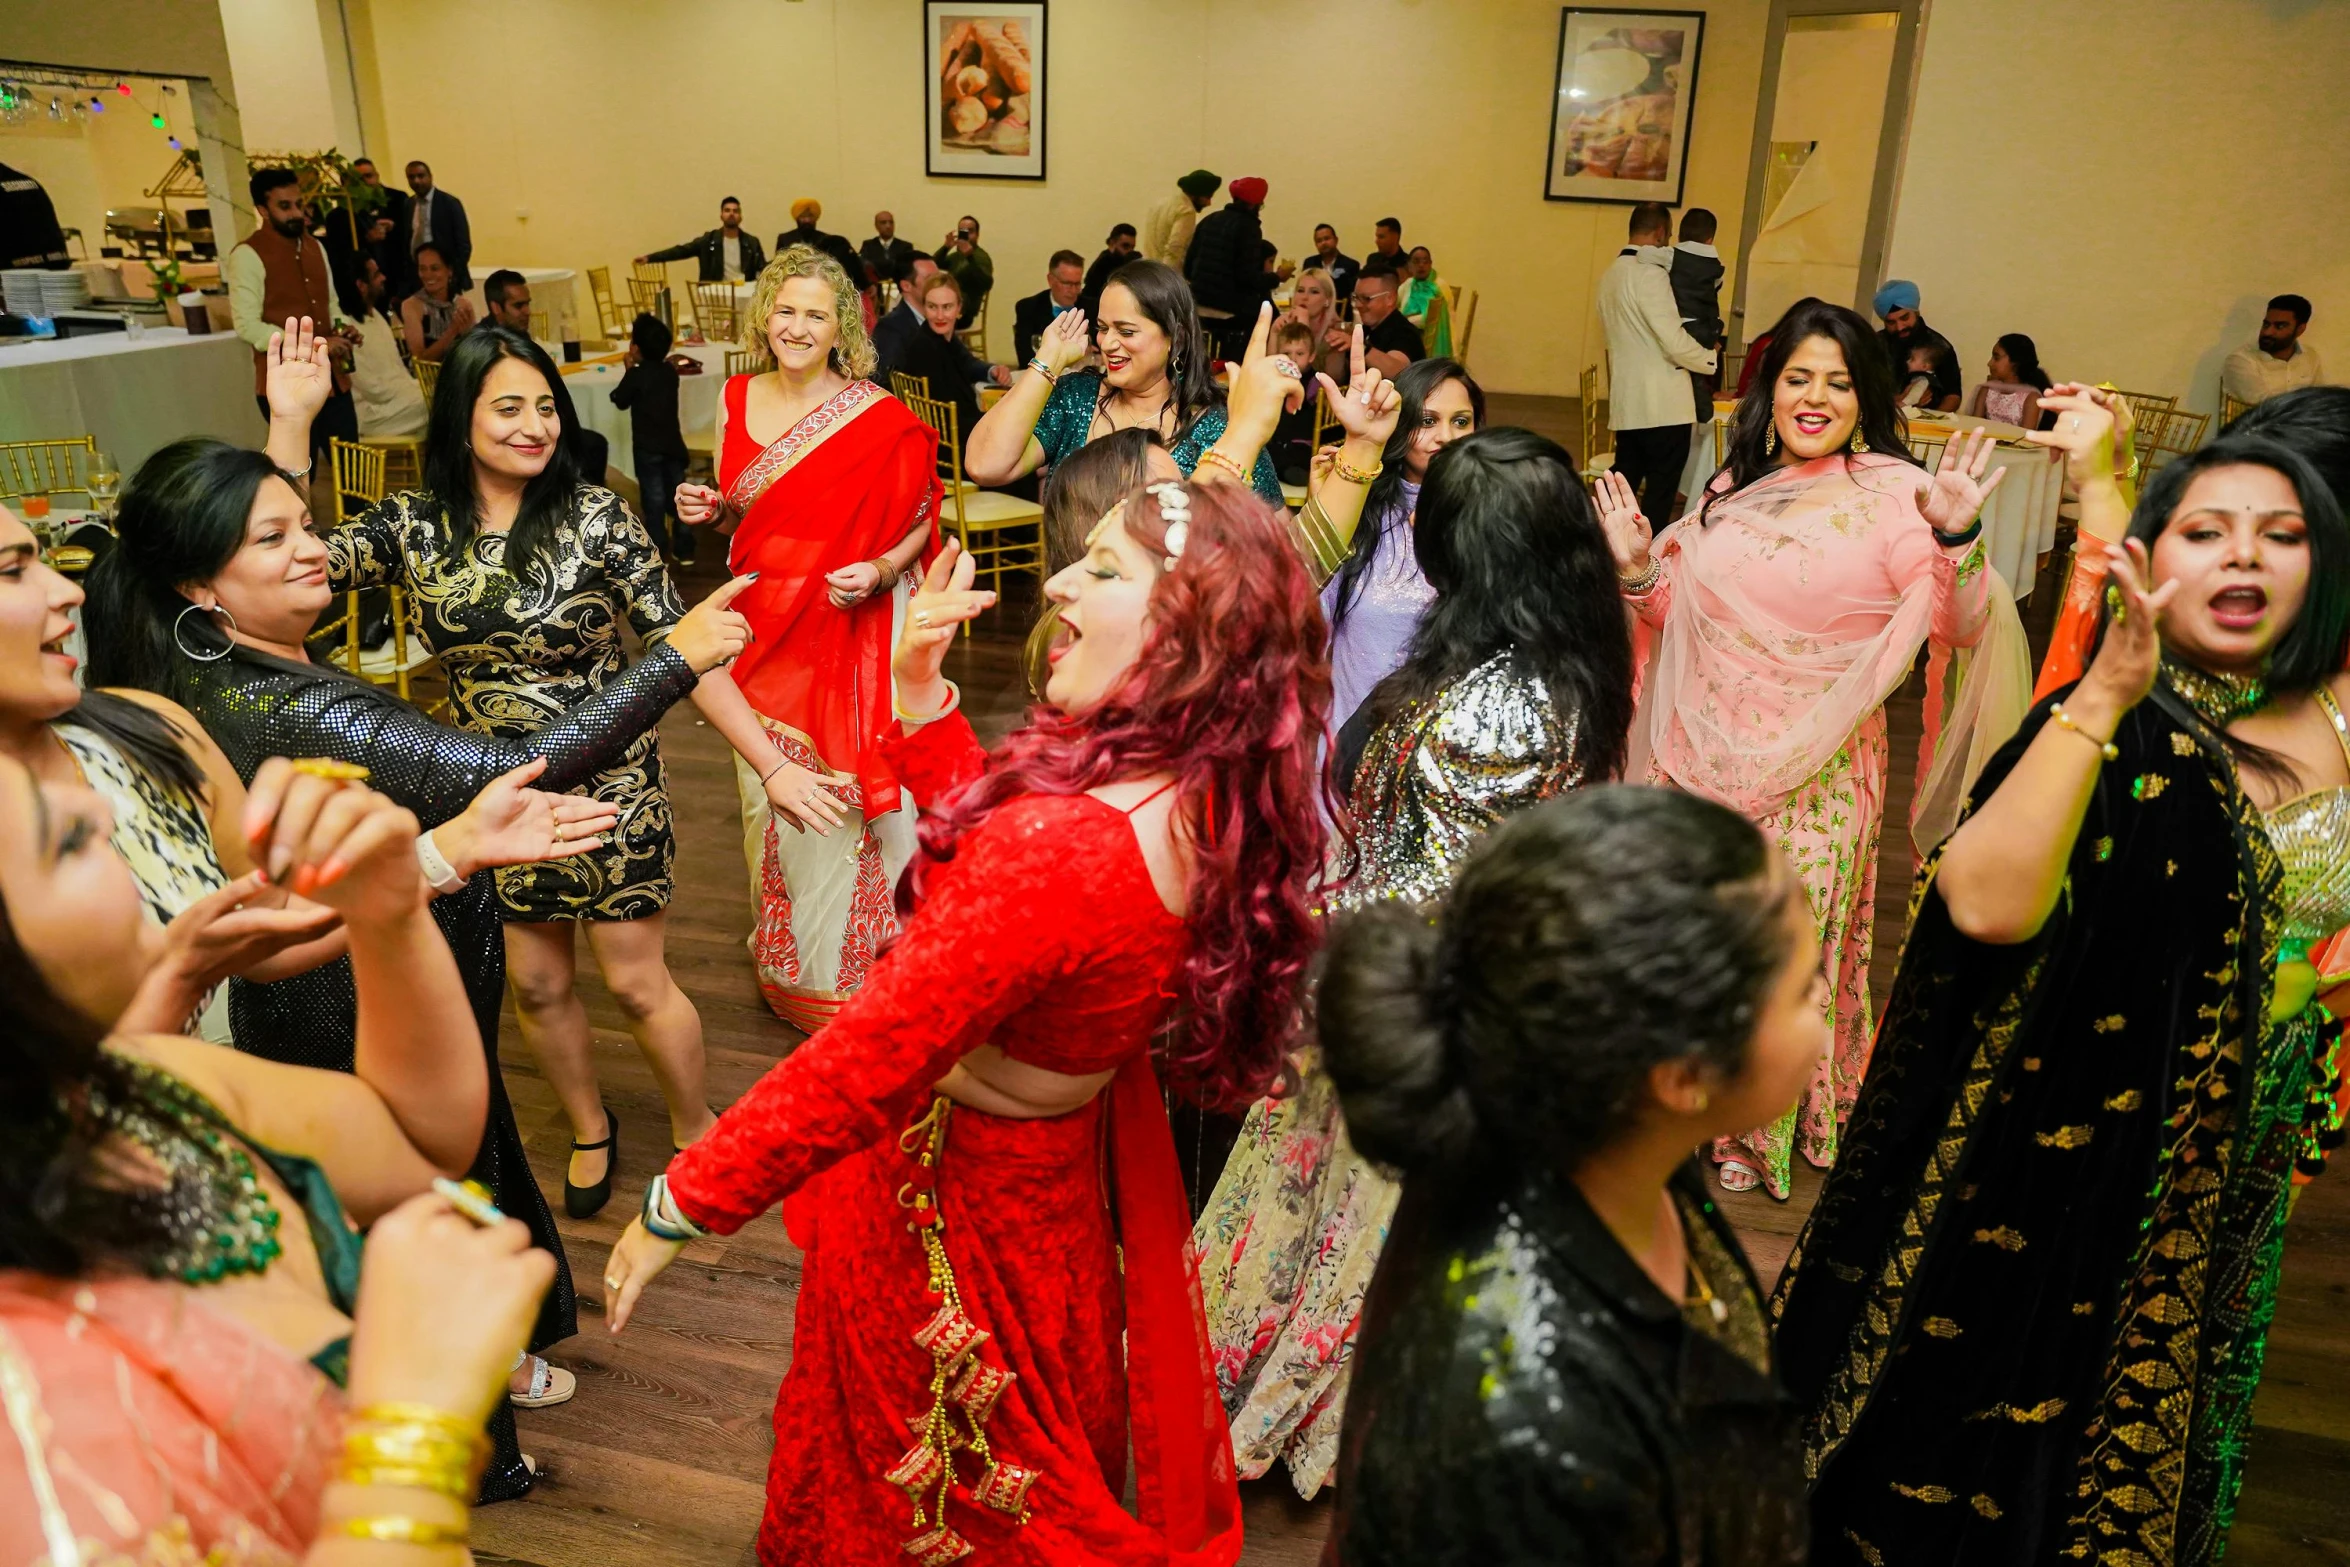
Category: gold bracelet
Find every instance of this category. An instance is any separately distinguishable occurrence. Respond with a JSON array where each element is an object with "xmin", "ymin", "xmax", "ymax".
[
  {"xmin": 2047, "ymin": 702, "xmax": 2120, "ymax": 761},
  {"xmin": 868, "ymin": 557, "xmax": 899, "ymax": 592},
  {"xmin": 290, "ymin": 757, "xmax": 371, "ymax": 782},
  {"xmin": 893, "ymin": 678, "xmax": 962, "ymax": 726},
  {"xmin": 1618, "ymin": 556, "xmax": 1663, "ymax": 596},
  {"xmin": 348, "ymin": 1403, "xmax": 482, "ymax": 1438},
  {"xmin": 339, "ymin": 1462, "xmax": 476, "ymax": 1500},
  {"xmin": 340, "ymin": 1405, "xmax": 488, "ymax": 1501},
  {"xmin": 1329, "ymin": 454, "xmax": 1382, "ymax": 486},
  {"xmin": 1194, "ymin": 447, "xmax": 1250, "ymax": 483},
  {"xmin": 343, "ymin": 1516, "xmax": 469, "ymax": 1547}
]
